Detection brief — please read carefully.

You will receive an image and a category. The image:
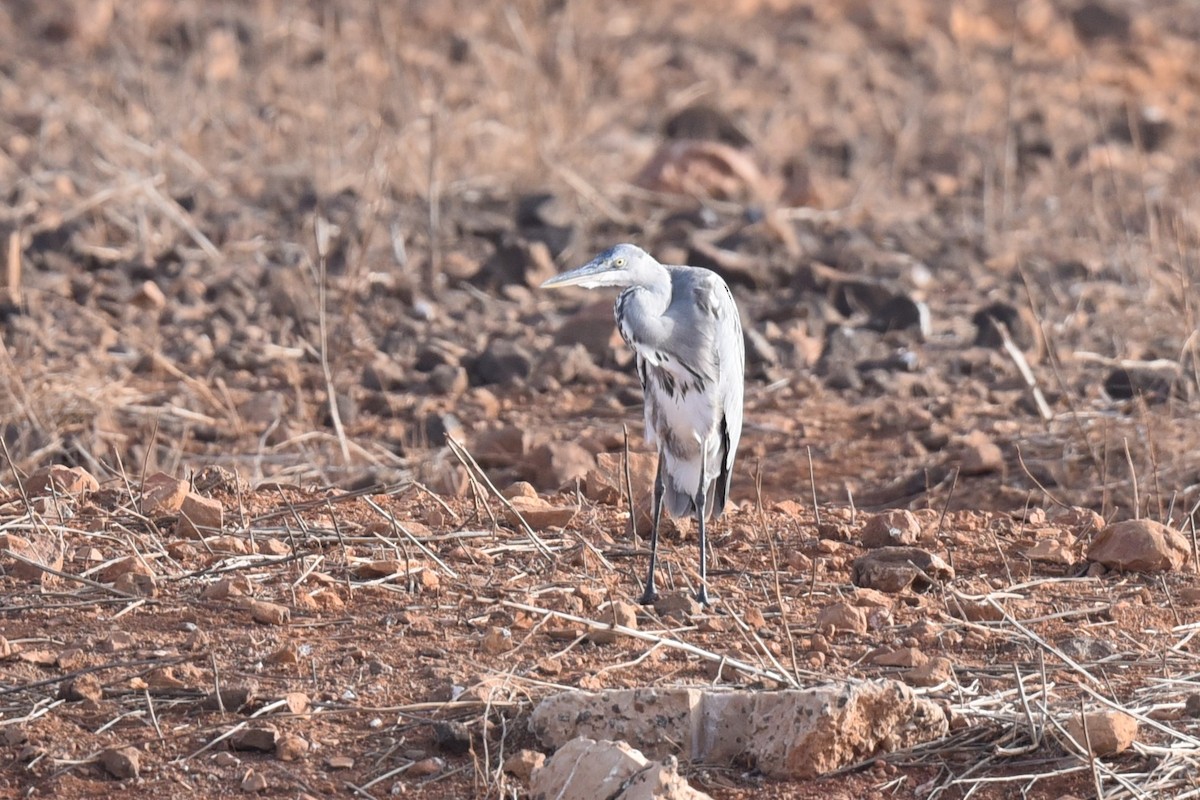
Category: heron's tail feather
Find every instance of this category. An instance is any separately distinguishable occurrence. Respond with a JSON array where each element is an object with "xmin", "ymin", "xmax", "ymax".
[{"xmin": 663, "ymin": 480, "xmax": 722, "ymax": 520}]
